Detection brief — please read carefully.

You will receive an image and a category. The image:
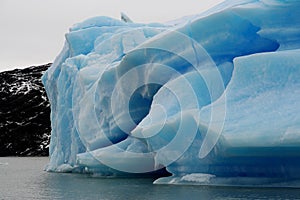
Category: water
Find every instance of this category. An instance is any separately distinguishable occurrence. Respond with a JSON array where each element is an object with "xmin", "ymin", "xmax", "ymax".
[{"xmin": 1, "ymin": 157, "xmax": 300, "ymax": 200}]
